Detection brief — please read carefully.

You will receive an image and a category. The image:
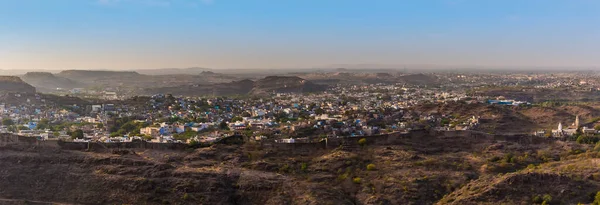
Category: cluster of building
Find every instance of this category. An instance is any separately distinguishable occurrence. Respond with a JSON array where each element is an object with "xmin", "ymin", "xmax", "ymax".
[
  {"xmin": 13, "ymin": 72, "xmax": 600, "ymax": 145},
  {"xmin": 1, "ymin": 82, "xmax": 494, "ymax": 144},
  {"xmin": 532, "ymin": 115, "xmax": 599, "ymax": 138}
]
